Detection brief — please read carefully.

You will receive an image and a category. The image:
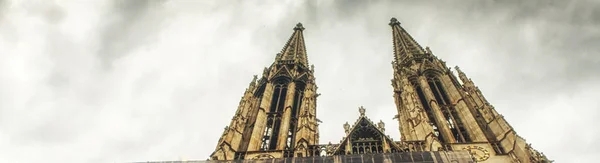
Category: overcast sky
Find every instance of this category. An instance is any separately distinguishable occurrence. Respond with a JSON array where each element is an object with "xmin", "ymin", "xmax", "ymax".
[{"xmin": 1, "ymin": 0, "xmax": 599, "ymax": 162}]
